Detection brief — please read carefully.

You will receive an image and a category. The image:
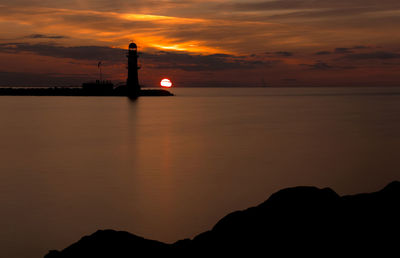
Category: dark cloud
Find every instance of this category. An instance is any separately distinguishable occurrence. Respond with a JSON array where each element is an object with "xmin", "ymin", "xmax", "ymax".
[
  {"xmin": 0, "ymin": 43, "xmax": 271, "ymax": 72},
  {"xmin": 25, "ymin": 34, "xmax": 67, "ymax": 39},
  {"xmin": 4, "ymin": 0, "xmax": 193, "ymax": 13},
  {"xmin": 315, "ymin": 51, "xmax": 331, "ymax": 55},
  {"xmin": 309, "ymin": 62, "xmax": 333, "ymax": 70},
  {"xmin": 221, "ymin": 0, "xmax": 400, "ymax": 25},
  {"xmin": 300, "ymin": 60, "xmax": 358, "ymax": 70},
  {"xmin": 0, "ymin": 43, "xmax": 125, "ymax": 63},
  {"xmin": 300, "ymin": 62, "xmax": 333, "ymax": 70},
  {"xmin": 226, "ymin": 0, "xmax": 400, "ymax": 12},
  {"xmin": 353, "ymin": 45, "xmax": 371, "ymax": 49},
  {"xmin": 344, "ymin": 51, "xmax": 400, "ymax": 60},
  {"xmin": 264, "ymin": 51, "xmax": 294, "ymax": 57},
  {"xmin": 142, "ymin": 51, "xmax": 271, "ymax": 71},
  {"xmin": 274, "ymin": 51, "xmax": 293, "ymax": 57},
  {"xmin": 333, "ymin": 46, "xmax": 376, "ymax": 54},
  {"xmin": 315, "ymin": 46, "xmax": 377, "ymax": 56},
  {"xmin": 334, "ymin": 48, "xmax": 353, "ymax": 54}
]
